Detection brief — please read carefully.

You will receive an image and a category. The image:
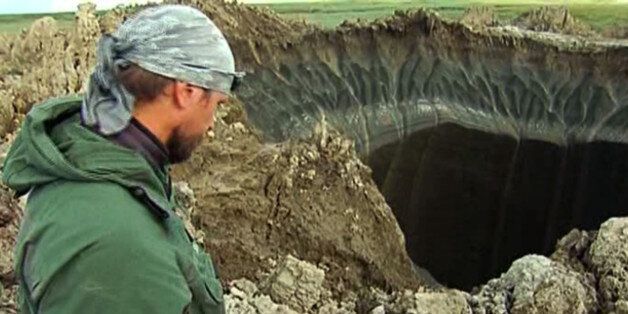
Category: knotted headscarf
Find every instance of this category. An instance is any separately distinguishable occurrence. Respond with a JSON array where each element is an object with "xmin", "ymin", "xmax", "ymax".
[{"xmin": 81, "ymin": 5, "xmax": 244, "ymax": 135}]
